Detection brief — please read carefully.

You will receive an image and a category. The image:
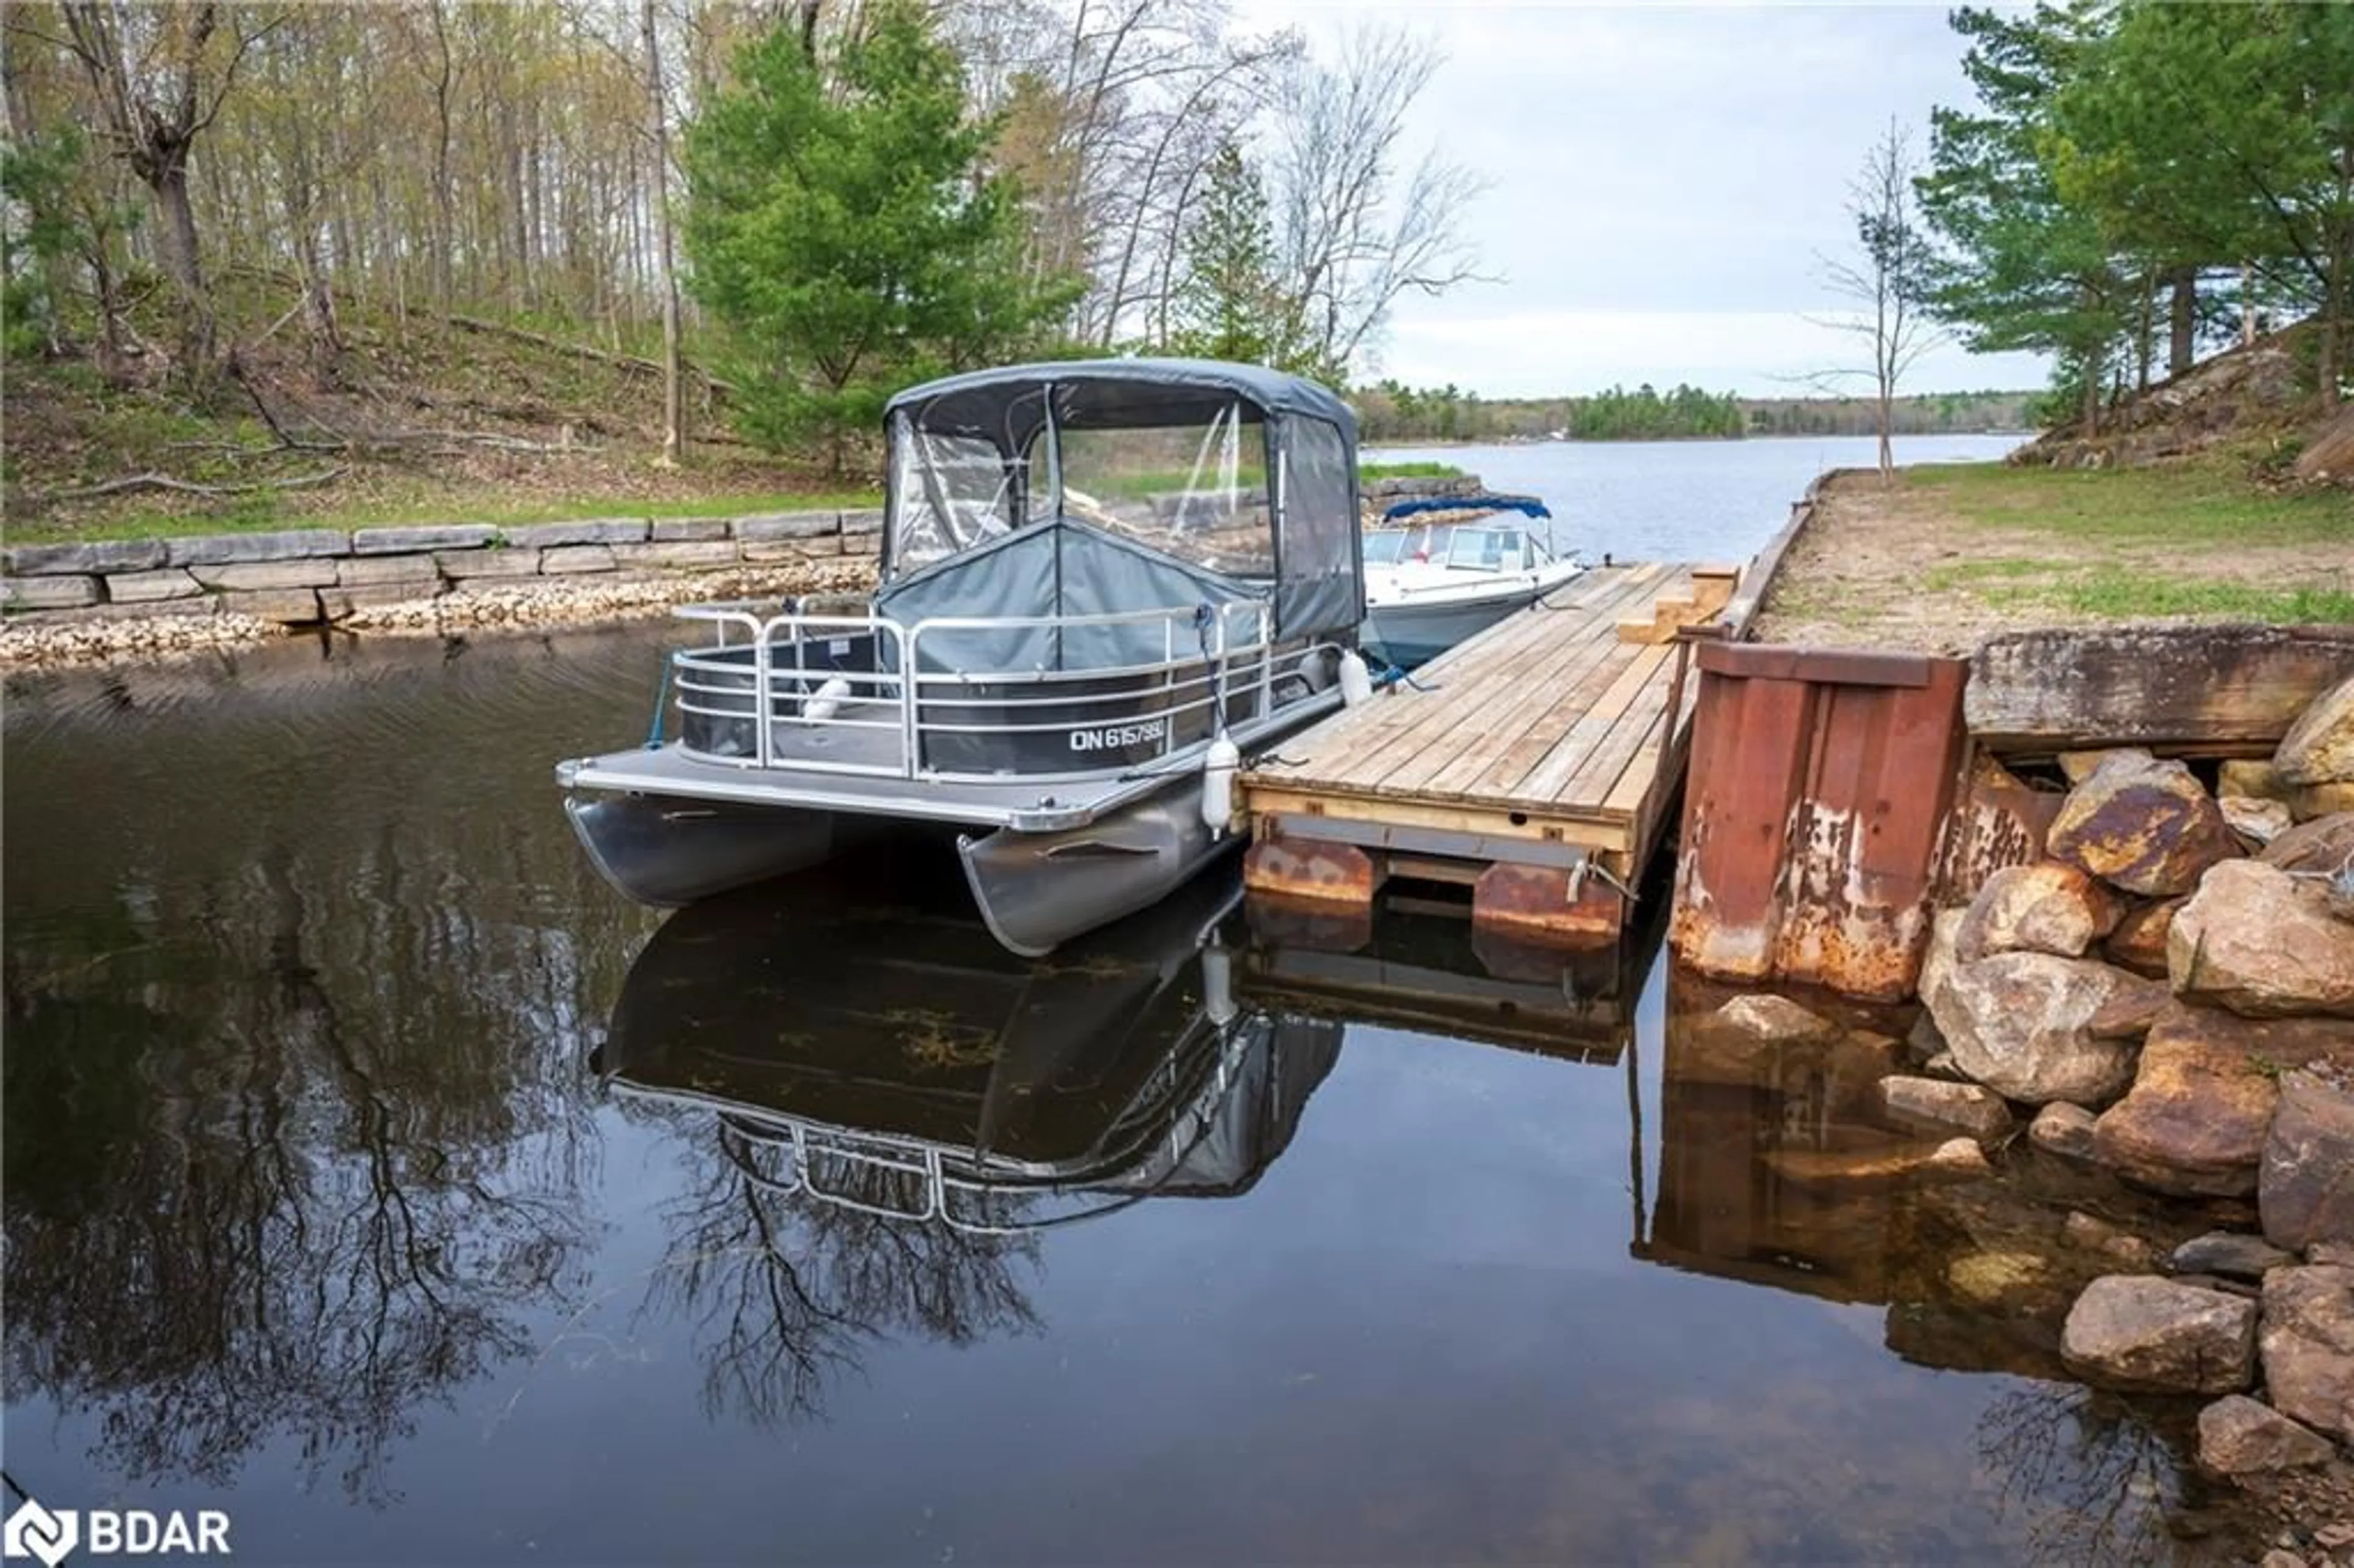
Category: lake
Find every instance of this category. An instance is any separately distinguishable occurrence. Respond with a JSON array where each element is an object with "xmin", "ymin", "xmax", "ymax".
[{"xmin": 6, "ymin": 434, "xmax": 2250, "ymax": 1564}]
